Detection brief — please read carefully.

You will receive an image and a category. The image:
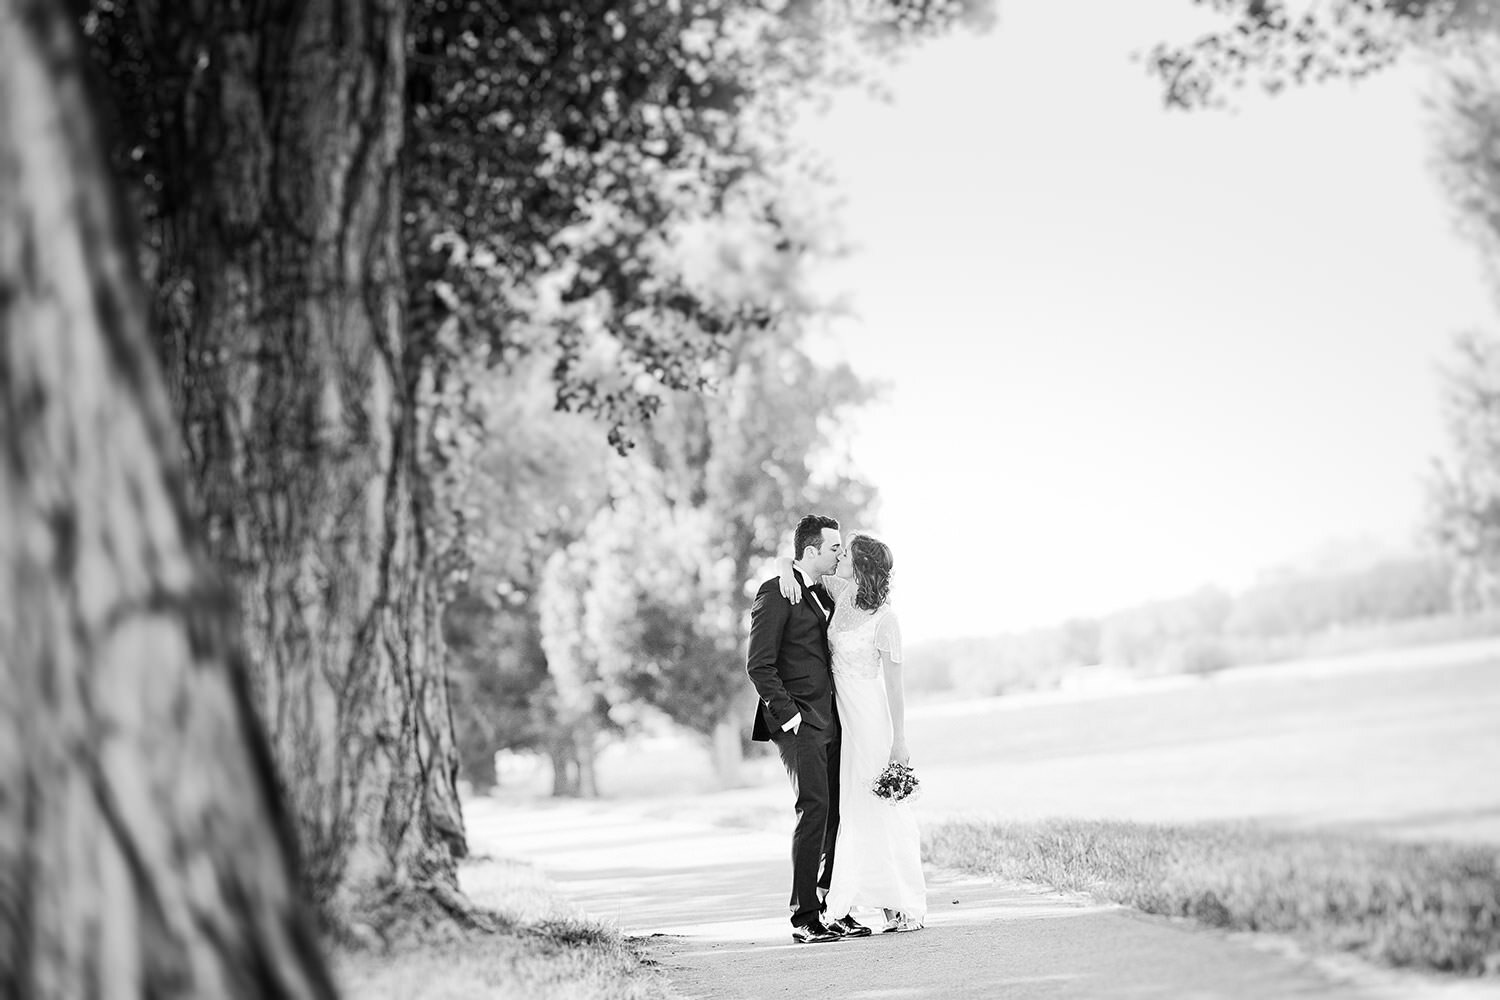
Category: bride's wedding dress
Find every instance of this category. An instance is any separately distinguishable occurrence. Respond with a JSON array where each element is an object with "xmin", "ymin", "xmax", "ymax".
[{"xmin": 821, "ymin": 575, "xmax": 927, "ymax": 925}]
